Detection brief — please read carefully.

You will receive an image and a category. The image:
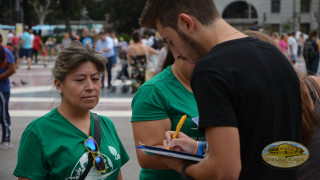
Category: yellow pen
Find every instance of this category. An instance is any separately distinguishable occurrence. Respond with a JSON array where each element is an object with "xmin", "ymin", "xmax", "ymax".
[{"xmin": 167, "ymin": 115, "xmax": 187, "ymax": 150}]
